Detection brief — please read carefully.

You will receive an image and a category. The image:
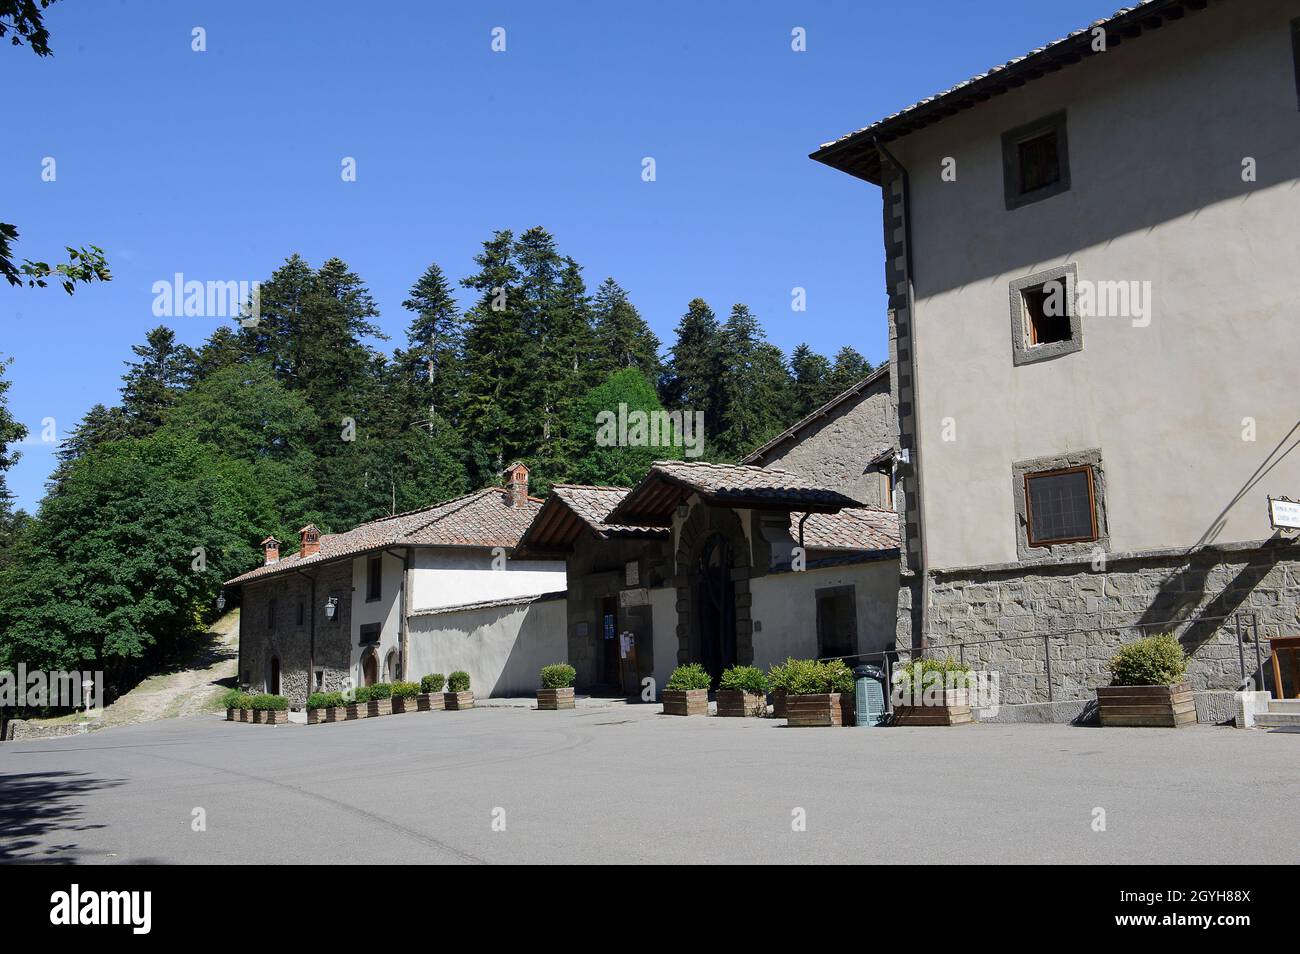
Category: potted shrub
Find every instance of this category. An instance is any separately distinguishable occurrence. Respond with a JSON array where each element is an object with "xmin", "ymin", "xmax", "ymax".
[
  {"xmin": 445, "ymin": 670, "xmax": 473, "ymax": 710},
  {"xmin": 345, "ymin": 686, "xmax": 369, "ymax": 720},
  {"xmin": 891, "ymin": 657, "xmax": 974, "ymax": 726},
  {"xmin": 251, "ymin": 693, "xmax": 290, "ymax": 725},
  {"xmin": 537, "ymin": 663, "xmax": 577, "ymax": 710},
  {"xmin": 1097, "ymin": 633, "xmax": 1194, "ymax": 727},
  {"xmin": 716, "ymin": 665, "xmax": 768, "ymax": 717},
  {"xmin": 785, "ymin": 659, "xmax": 856, "ymax": 727},
  {"xmin": 365, "ymin": 681, "xmax": 393, "ymax": 718},
  {"xmin": 390, "ymin": 681, "xmax": 420, "ymax": 714},
  {"xmin": 418, "ymin": 673, "xmax": 446, "ymax": 711},
  {"xmin": 662, "ymin": 663, "xmax": 710, "ymax": 716},
  {"xmin": 220, "ymin": 688, "xmax": 243, "ymax": 722},
  {"xmin": 306, "ymin": 692, "xmax": 331, "ymax": 725},
  {"xmin": 767, "ymin": 659, "xmax": 792, "ymax": 718}
]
